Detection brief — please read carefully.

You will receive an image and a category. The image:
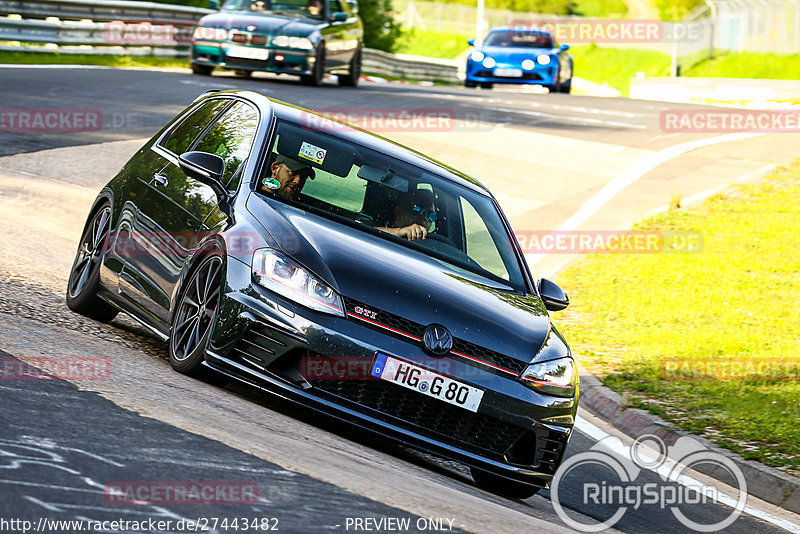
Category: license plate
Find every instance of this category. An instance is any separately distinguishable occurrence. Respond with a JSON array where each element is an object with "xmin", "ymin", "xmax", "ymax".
[
  {"xmin": 494, "ymin": 68, "xmax": 523, "ymax": 77},
  {"xmin": 371, "ymin": 354, "xmax": 484, "ymax": 413},
  {"xmin": 227, "ymin": 45, "xmax": 269, "ymax": 61}
]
